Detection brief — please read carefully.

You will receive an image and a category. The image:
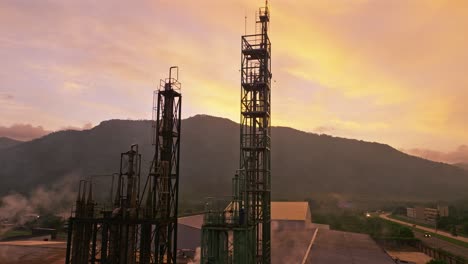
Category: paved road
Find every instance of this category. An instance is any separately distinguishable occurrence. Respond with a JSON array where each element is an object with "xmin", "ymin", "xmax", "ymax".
[
  {"xmin": 414, "ymin": 230, "xmax": 468, "ymax": 260},
  {"xmin": 380, "ymin": 214, "xmax": 468, "ymax": 260},
  {"xmin": 380, "ymin": 213, "xmax": 468, "ymax": 243}
]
